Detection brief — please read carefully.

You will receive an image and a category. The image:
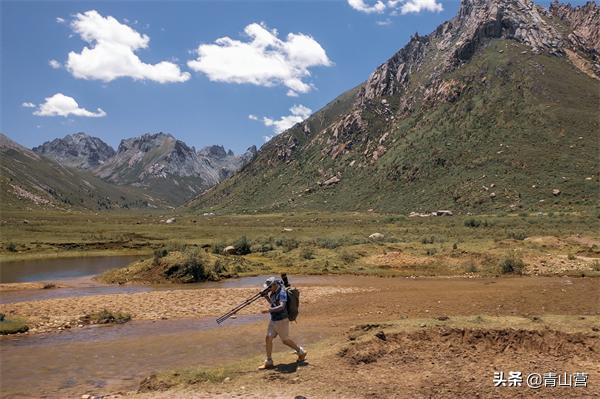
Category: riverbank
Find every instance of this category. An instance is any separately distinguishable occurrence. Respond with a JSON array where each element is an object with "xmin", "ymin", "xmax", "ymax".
[
  {"xmin": 0, "ymin": 285, "xmax": 373, "ymax": 334},
  {"xmin": 1, "ymin": 275, "xmax": 598, "ymax": 398}
]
